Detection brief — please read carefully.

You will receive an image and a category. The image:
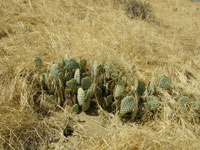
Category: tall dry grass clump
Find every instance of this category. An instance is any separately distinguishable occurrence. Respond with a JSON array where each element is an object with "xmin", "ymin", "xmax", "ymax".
[{"xmin": 0, "ymin": 0, "xmax": 200, "ymax": 149}]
